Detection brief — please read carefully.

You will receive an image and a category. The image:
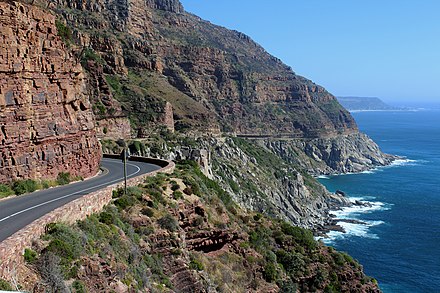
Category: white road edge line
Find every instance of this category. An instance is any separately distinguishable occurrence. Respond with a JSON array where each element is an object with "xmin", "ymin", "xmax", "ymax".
[{"xmin": 0, "ymin": 162, "xmax": 141, "ymax": 223}]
